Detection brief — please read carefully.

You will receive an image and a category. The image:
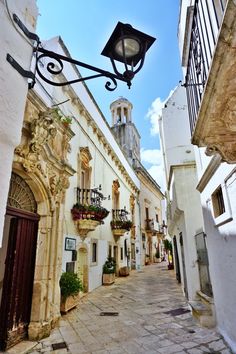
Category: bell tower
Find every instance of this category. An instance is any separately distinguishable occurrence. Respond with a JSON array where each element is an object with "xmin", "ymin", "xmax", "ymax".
[{"xmin": 110, "ymin": 97, "xmax": 140, "ymax": 166}]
